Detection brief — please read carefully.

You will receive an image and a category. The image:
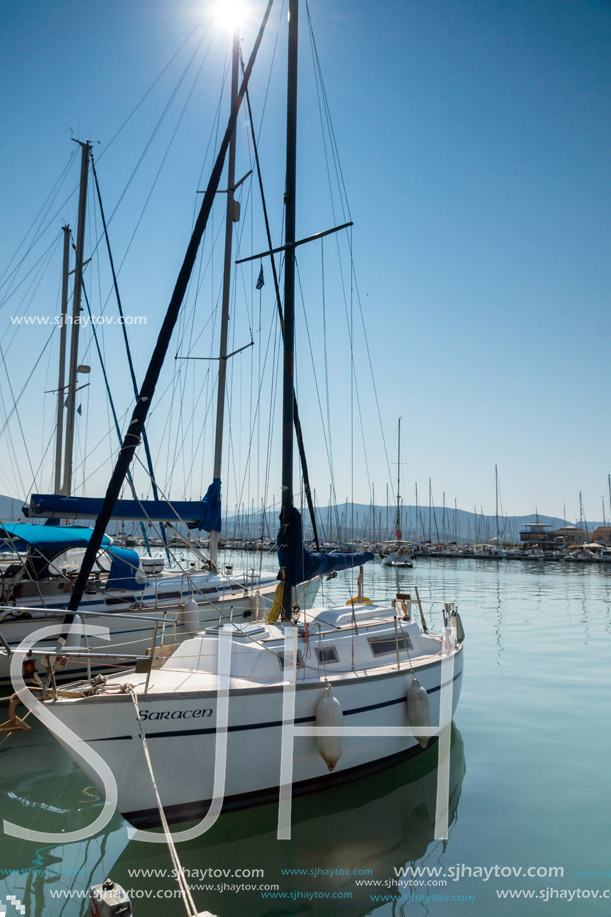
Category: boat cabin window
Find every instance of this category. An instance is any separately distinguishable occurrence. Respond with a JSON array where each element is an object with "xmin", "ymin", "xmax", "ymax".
[
  {"xmin": 46, "ymin": 548, "xmax": 111, "ymax": 577},
  {"xmin": 315, "ymin": 646, "xmax": 339, "ymax": 664},
  {"xmin": 95, "ymin": 550, "xmax": 112, "ymax": 573},
  {"xmin": 276, "ymin": 650, "xmax": 305, "ymax": 671},
  {"xmin": 368, "ymin": 635, "xmax": 413, "ymax": 657},
  {"xmin": 46, "ymin": 547, "xmax": 88, "ymax": 576}
]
